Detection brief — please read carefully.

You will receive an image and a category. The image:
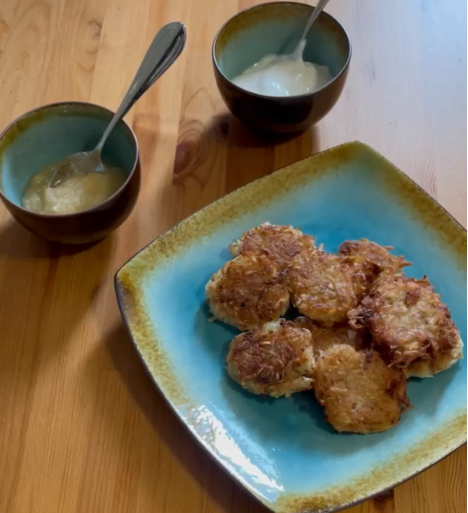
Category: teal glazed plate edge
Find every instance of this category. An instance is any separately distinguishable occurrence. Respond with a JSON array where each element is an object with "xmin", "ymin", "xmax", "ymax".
[{"xmin": 115, "ymin": 141, "xmax": 467, "ymax": 513}]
